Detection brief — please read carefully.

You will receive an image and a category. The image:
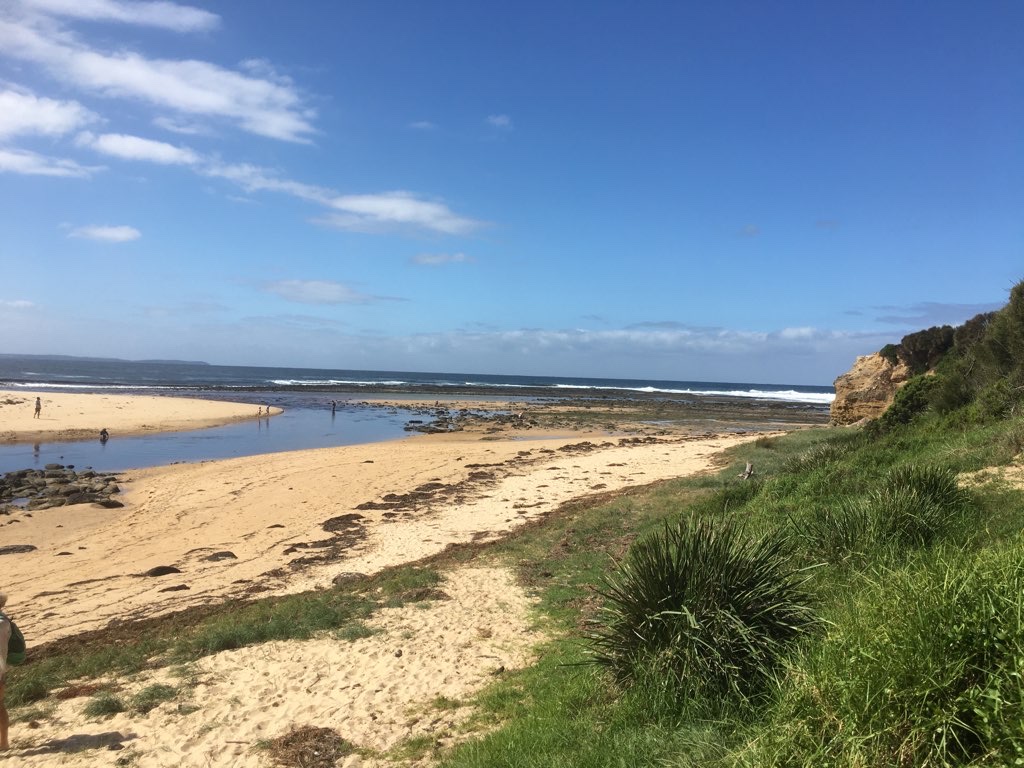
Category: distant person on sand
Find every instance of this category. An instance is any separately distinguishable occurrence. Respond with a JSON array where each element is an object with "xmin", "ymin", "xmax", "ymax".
[
  {"xmin": 33, "ymin": 397, "xmax": 40, "ymax": 419},
  {"xmin": 331, "ymin": 400, "xmax": 337, "ymax": 414}
]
